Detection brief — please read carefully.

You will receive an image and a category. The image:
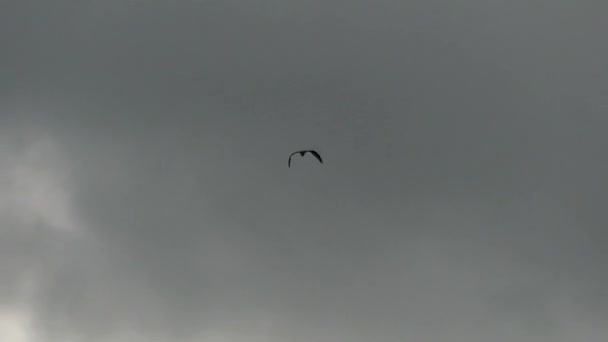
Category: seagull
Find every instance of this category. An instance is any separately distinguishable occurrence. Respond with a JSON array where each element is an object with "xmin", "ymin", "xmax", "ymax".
[{"xmin": 288, "ymin": 150, "xmax": 323, "ymax": 167}]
